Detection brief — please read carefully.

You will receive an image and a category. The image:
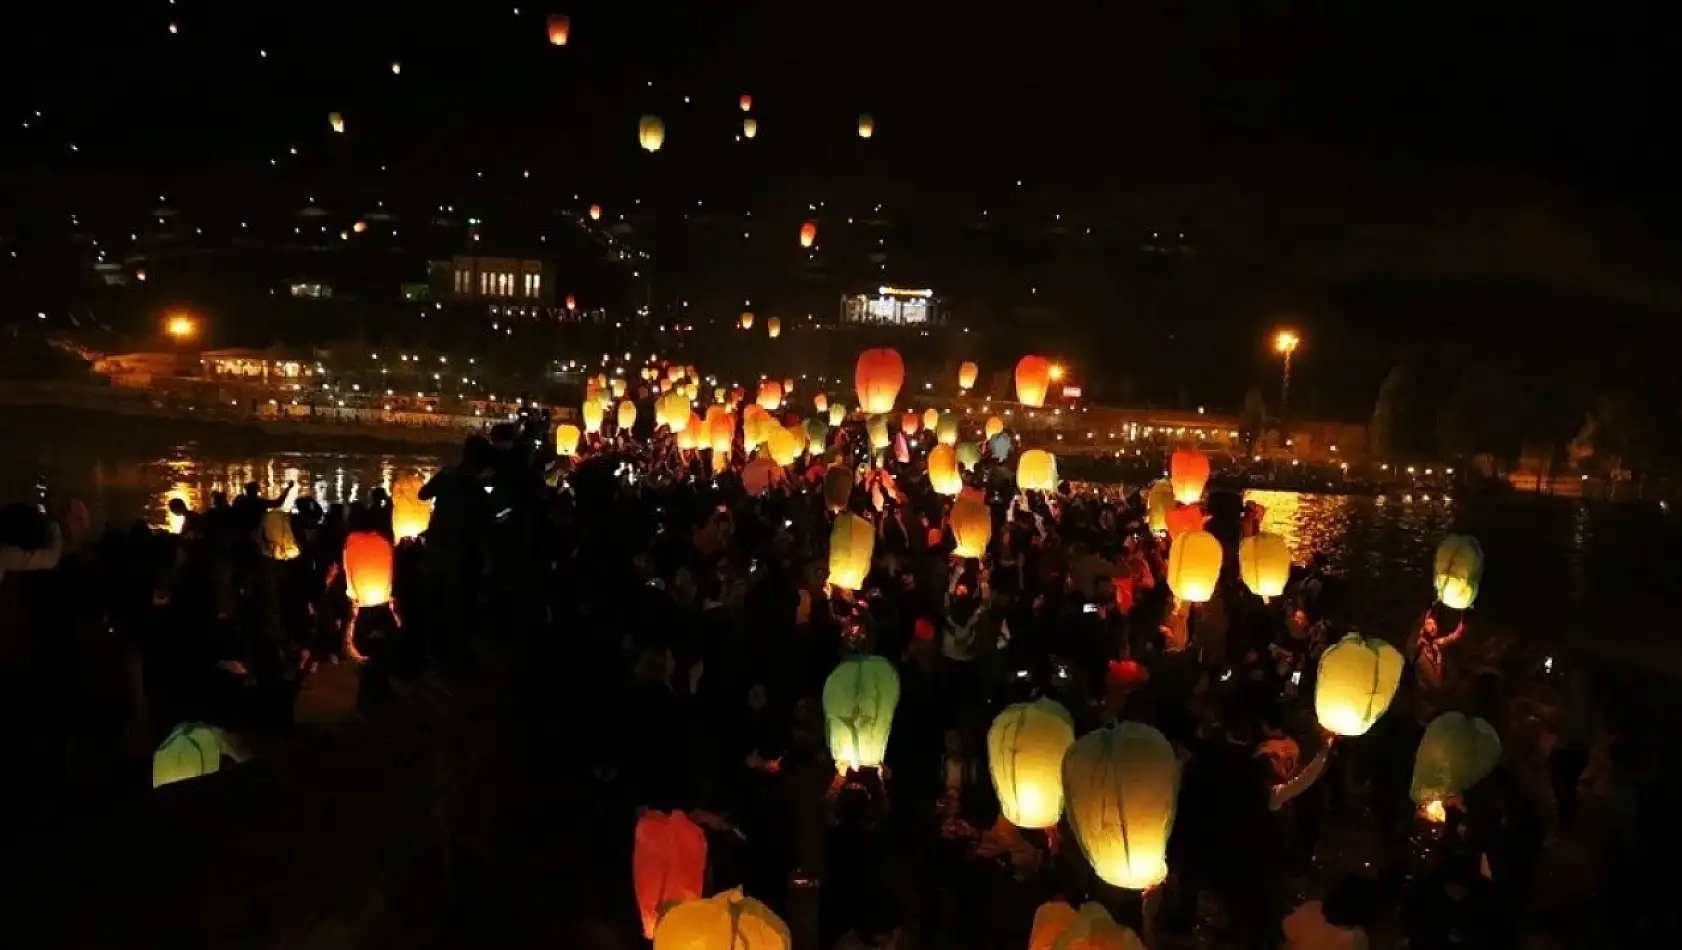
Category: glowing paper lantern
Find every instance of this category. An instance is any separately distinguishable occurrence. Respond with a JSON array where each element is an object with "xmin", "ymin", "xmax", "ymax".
[
  {"xmin": 329, "ymin": 111, "xmax": 345, "ymax": 133},
  {"xmin": 390, "ymin": 476, "xmax": 432, "ymax": 542},
  {"xmin": 546, "ymin": 14, "xmax": 571, "ymax": 45},
  {"xmin": 565, "ymin": 294, "xmax": 577, "ymax": 311},
  {"xmin": 261, "ymin": 509, "xmax": 300, "ymax": 560},
  {"xmin": 767, "ymin": 316, "xmax": 781, "ymax": 338},
  {"xmin": 928, "ymin": 444, "xmax": 963, "ymax": 496},
  {"xmin": 617, "ymin": 399, "xmax": 637, "ymax": 431},
  {"xmin": 665, "ymin": 392, "xmax": 693, "ymax": 431},
  {"xmin": 639, "ymin": 115, "xmax": 665, "ymax": 153},
  {"xmin": 1017, "ymin": 449, "xmax": 1059, "ymax": 493},
  {"xmin": 1164, "ymin": 503, "xmax": 1205, "ymax": 540},
  {"xmin": 782, "ymin": 376, "xmax": 795, "ymax": 394},
  {"xmin": 988, "ymin": 698, "xmax": 1076, "ymax": 829},
  {"xmin": 742, "ymin": 458, "xmax": 780, "ymax": 495},
  {"xmin": 855, "ymin": 348, "xmax": 905, "ymax": 414},
  {"xmin": 1315, "ymin": 634, "xmax": 1405, "ymax": 737},
  {"xmin": 756, "ymin": 380, "xmax": 784, "ymax": 411},
  {"xmin": 1238, "ymin": 532, "xmax": 1291, "ymax": 598},
  {"xmin": 955, "ymin": 442, "xmax": 981, "ymax": 470},
  {"xmin": 1146, "ymin": 481, "xmax": 1175, "ymax": 533},
  {"xmin": 653, "ymin": 888, "xmax": 790, "ymax": 950},
  {"xmin": 920, "ymin": 407, "xmax": 938, "ymax": 432},
  {"xmin": 799, "ymin": 221, "xmax": 818, "ymax": 248},
  {"xmin": 901, "ymin": 411, "xmax": 922, "ymax": 436},
  {"xmin": 950, "ymin": 493, "xmax": 992, "ymax": 558},
  {"xmin": 1030, "ymin": 901, "xmax": 1147, "ymax": 950},
  {"xmin": 827, "ymin": 512, "xmax": 875, "ymax": 591},
  {"xmin": 865, "ymin": 414, "xmax": 890, "ymax": 450},
  {"xmin": 1169, "ymin": 449, "xmax": 1211, "ymax": 504},
  {"xmin": 958, "ymin": 360, "xmax": 979, "ymax": 390},
  {"xmin": 804, "ymin": 418, "xmax": 828, "ymax": 454},
  {"xmin": 708, "ymin": 411, "xmax": 735, "ymax": 456},
  {"xmin": 1015, "ymin": 355, "xmax": 1053, "ymax": 408},
  {"xmin": 611, "ymin": 377, "xmax": 627, "ymax": 399},
  {"xmin": 1411, "ymin": 711, "xmax": 1502, "ymax": 806},
  {"xmin": 936, "ymin": 414, "xmax": 959, "ymax": 446},
  {"xmin": 581, "ymin": 399, "xmax": 604, "ymax": 434},
  {"xmin": 633, "ymin": 810, "xmax": 707, "ymax": 939},
  {"xmin": 985, "ymin": 416, "xmax": 1005, "ymax": 440},
  {"xmin": 822, "ymin": 653, "xmax": 899, "ymax": 771},
  {"xmin": 588, "ymin": 203, "xmax": 601, "ymax": 221},
  {"xmin": 740, "ymin": 311, "xmax": 755, "ymax": 330},
  {"xmin": 857, "ymin": 114, "xmax": 875, "ymax": 138},
  {"xmin": 739, "ymin": 94, "xmax": 753, "ymax": 112},
  {"xmin": 823, "ymin": 463, "xmax": 854, "ymax": 512},
  {"xmin": 1062, "ymin": 721, "xmax": 1179, "ymax": 891},
  {"xmin": 813, "ymin": 393, "xmax": 829, "ymax": 414},
  {"xmin": 153, "ymin": 721, "xmax": 244, "ymax": 789},
  {"xmin": 1433, "ymin": 534, "xmax": 1484, "ymax": 610},
  {"xmin": 767, "ymin": 424, "xmax": 802, "ymax": 466},
  {"xmin": 343, "ymin": 531, "xmax": 394, "ymax": 607},
  {"xmin": 1165, "ymin": 529, "xmax": 1221, "ymax": 603}
]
